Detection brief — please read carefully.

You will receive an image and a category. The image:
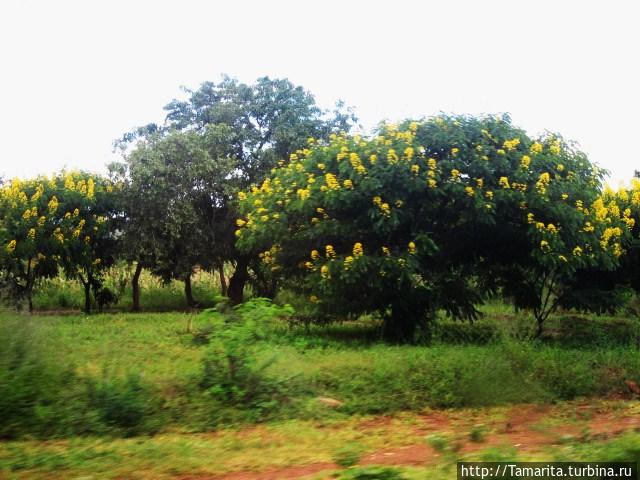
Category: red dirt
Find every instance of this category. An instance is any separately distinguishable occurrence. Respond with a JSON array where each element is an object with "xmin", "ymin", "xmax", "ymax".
[
  {"xmin": 175, "ymin": 463, "xmax": 337, "ymax": 480},
  {"xmin": 179, "ymin": 401, "xmax": 640, "ymax": 480},
  {"xmin": 361, "ymin": 444, "xmax": 434, "ymax": 466}
]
